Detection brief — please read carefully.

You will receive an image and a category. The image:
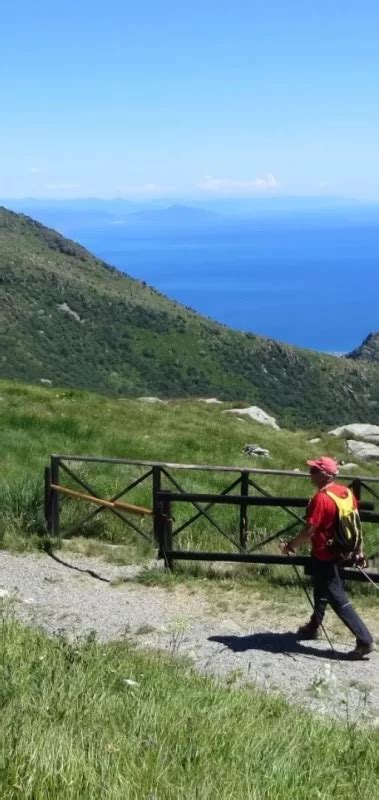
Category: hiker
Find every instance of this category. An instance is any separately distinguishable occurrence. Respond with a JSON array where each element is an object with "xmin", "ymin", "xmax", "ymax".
[{"xmin": 280, "ymin": 456, "xmax": 374, "ymax": 659}]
